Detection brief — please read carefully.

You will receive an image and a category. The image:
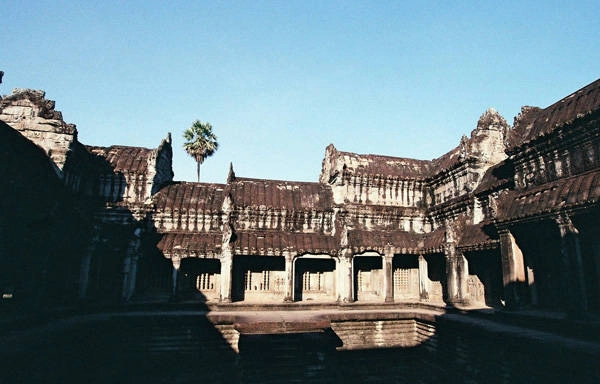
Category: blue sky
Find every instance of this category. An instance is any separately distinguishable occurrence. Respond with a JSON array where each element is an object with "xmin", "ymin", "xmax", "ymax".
[{"xmin": 2, "ymin": 1, "xmax": 599, "ymax": 183}]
